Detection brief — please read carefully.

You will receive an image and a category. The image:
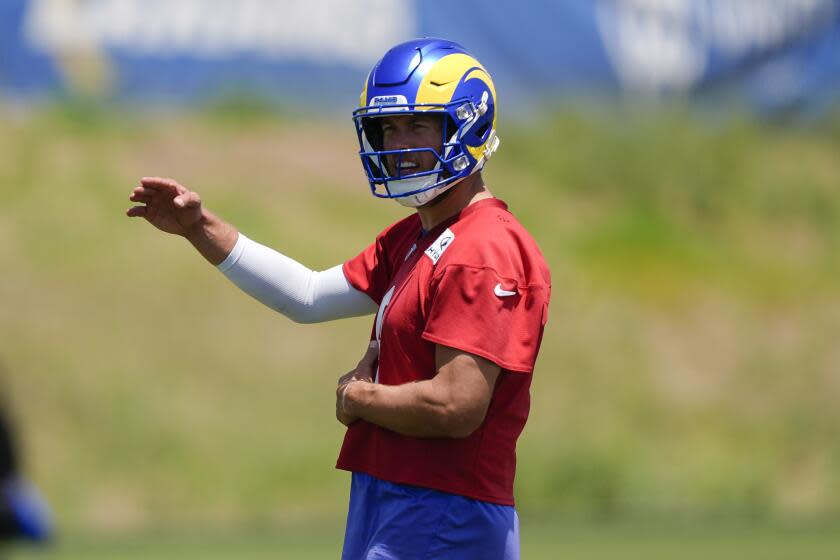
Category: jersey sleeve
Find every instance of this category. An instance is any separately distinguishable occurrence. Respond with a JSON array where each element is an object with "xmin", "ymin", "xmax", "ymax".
[
  {"xmin": 343, "ymin": 215, "xmax": 421, "ymax": 305},
  {"xmin": 342, "ymin": 237, "xmax": 391, "ymax": 305},
  {"xmin": 422, "ymin": 264, "xmax": 550, "ymax": 374}
]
